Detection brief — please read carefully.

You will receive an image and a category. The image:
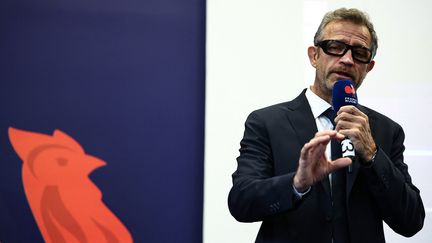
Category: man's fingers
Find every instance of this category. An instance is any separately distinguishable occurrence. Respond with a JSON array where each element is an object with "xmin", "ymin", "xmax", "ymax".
[
  {"xmin": 311, "ymin": 130, "xmax": 345, "ymax": 144},
  {"xmin": 315, "ymin": 130, "xmax": 338, "ymax": 137},
  {"xmin": 302, "ymin": 131, "xmax": 345, "ymax": 160},
  {"xmin": 301, "ymin": 142, "xmax": 324, "ymax": 163},
  {"xmin": 337, "ymin": 105, "xmax": 365, "ymax": 117},
  {"xmin": 329, "ymin": 157, "xmax": 352, "ymax": 171}
]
